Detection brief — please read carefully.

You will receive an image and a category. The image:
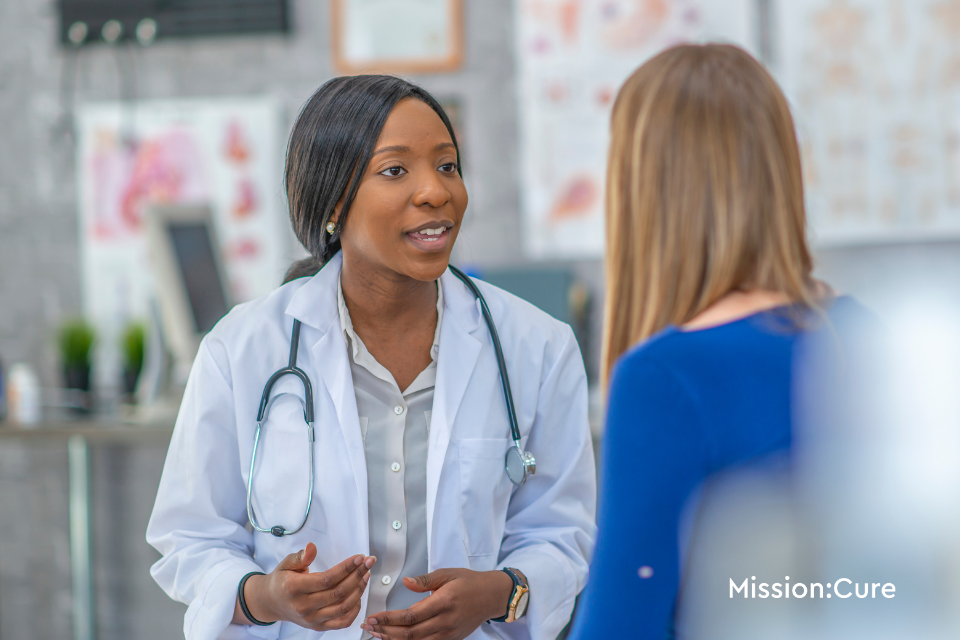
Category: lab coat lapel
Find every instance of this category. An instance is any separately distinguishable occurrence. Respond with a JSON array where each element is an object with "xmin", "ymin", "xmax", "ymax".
[
  {"xmin": 312, "ymin": 330, "xmax": 369, "ymax": 530},
  {"xmin": 285, "ymin": 254, "xmax": 369, "ymax": 534},
  {"xmin": 426, "ymin": 269, "xmax": 483, "ymax": 563}
]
